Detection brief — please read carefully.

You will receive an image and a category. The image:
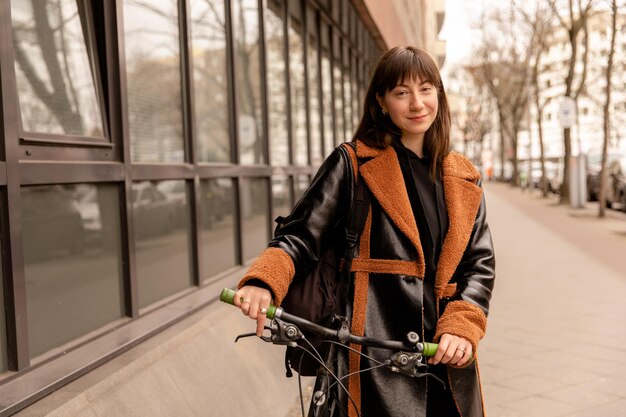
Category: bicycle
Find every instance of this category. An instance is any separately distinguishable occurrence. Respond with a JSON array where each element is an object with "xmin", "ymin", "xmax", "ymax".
[{"xmin": 220, "ymin": 288, "xmax": 446, "ymax": 417}]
